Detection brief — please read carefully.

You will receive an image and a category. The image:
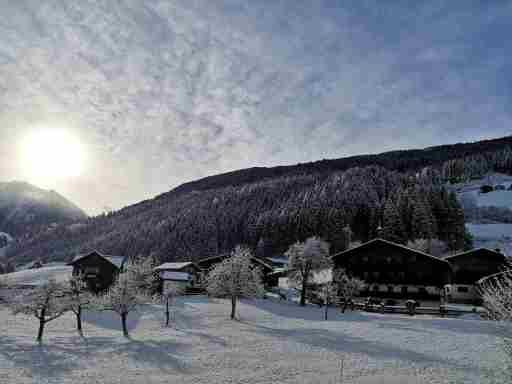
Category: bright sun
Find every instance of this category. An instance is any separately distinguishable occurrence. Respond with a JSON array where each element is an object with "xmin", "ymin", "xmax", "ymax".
[{"xmin": 20, "ymin": 129, "xmax": 85, "ymax": 184}]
